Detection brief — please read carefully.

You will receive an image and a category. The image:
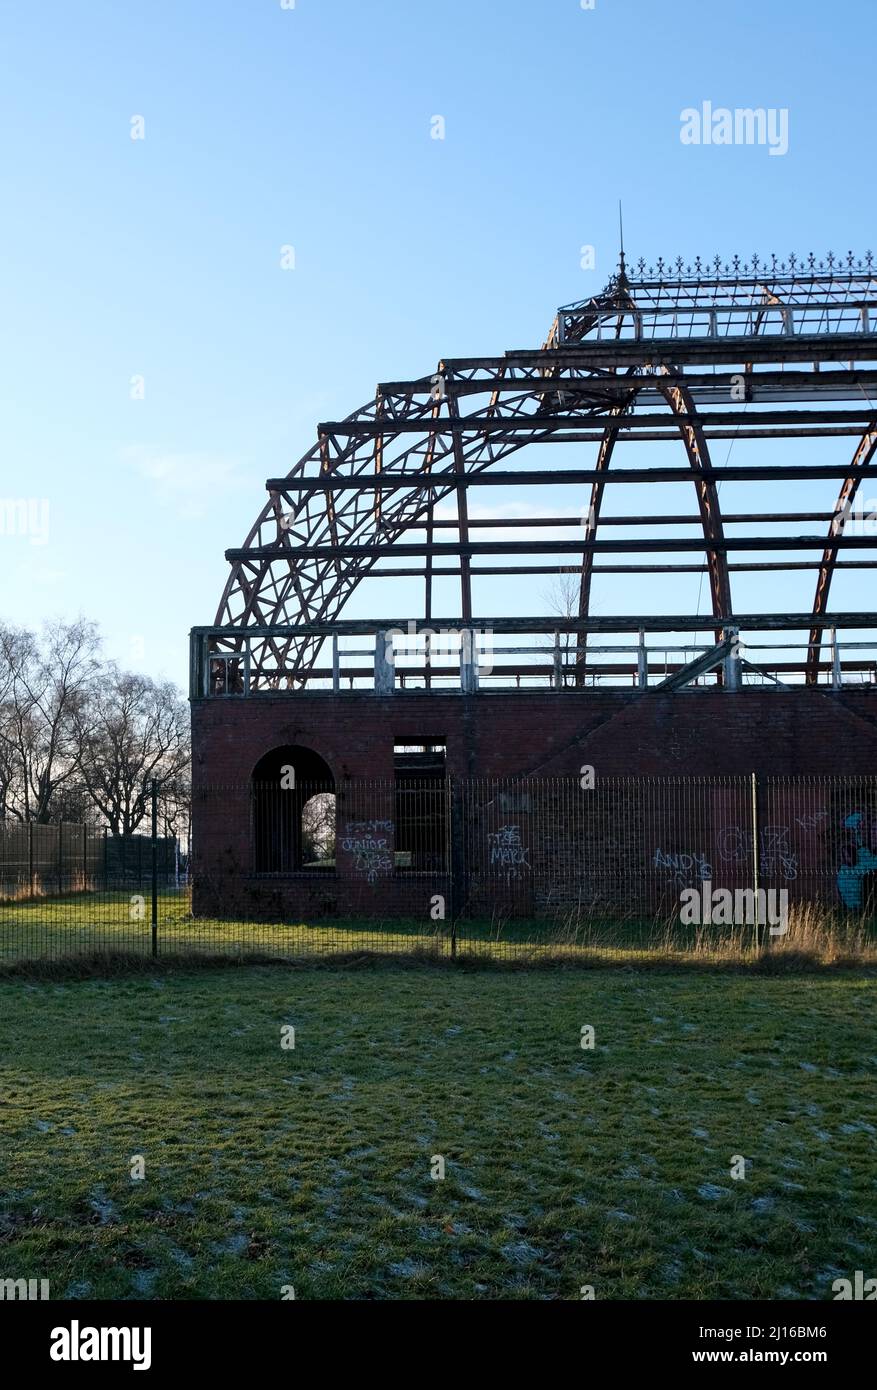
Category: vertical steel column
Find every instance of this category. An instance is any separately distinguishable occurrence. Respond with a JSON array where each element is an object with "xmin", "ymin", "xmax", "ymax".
[
  {"xmin": 332, "ymin": 634, "xmax": 340, "ymax": 692},
  {"xmin": 723, "ymin": 626, "xmax": 741, "ymax": 691},
  {"xmin": 637, "ymin": 629, "xmax": 648, "ymax": 689},
  {"xmin": 445, "ymin": 371, "xmax": 472, "ymax": 622}
]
